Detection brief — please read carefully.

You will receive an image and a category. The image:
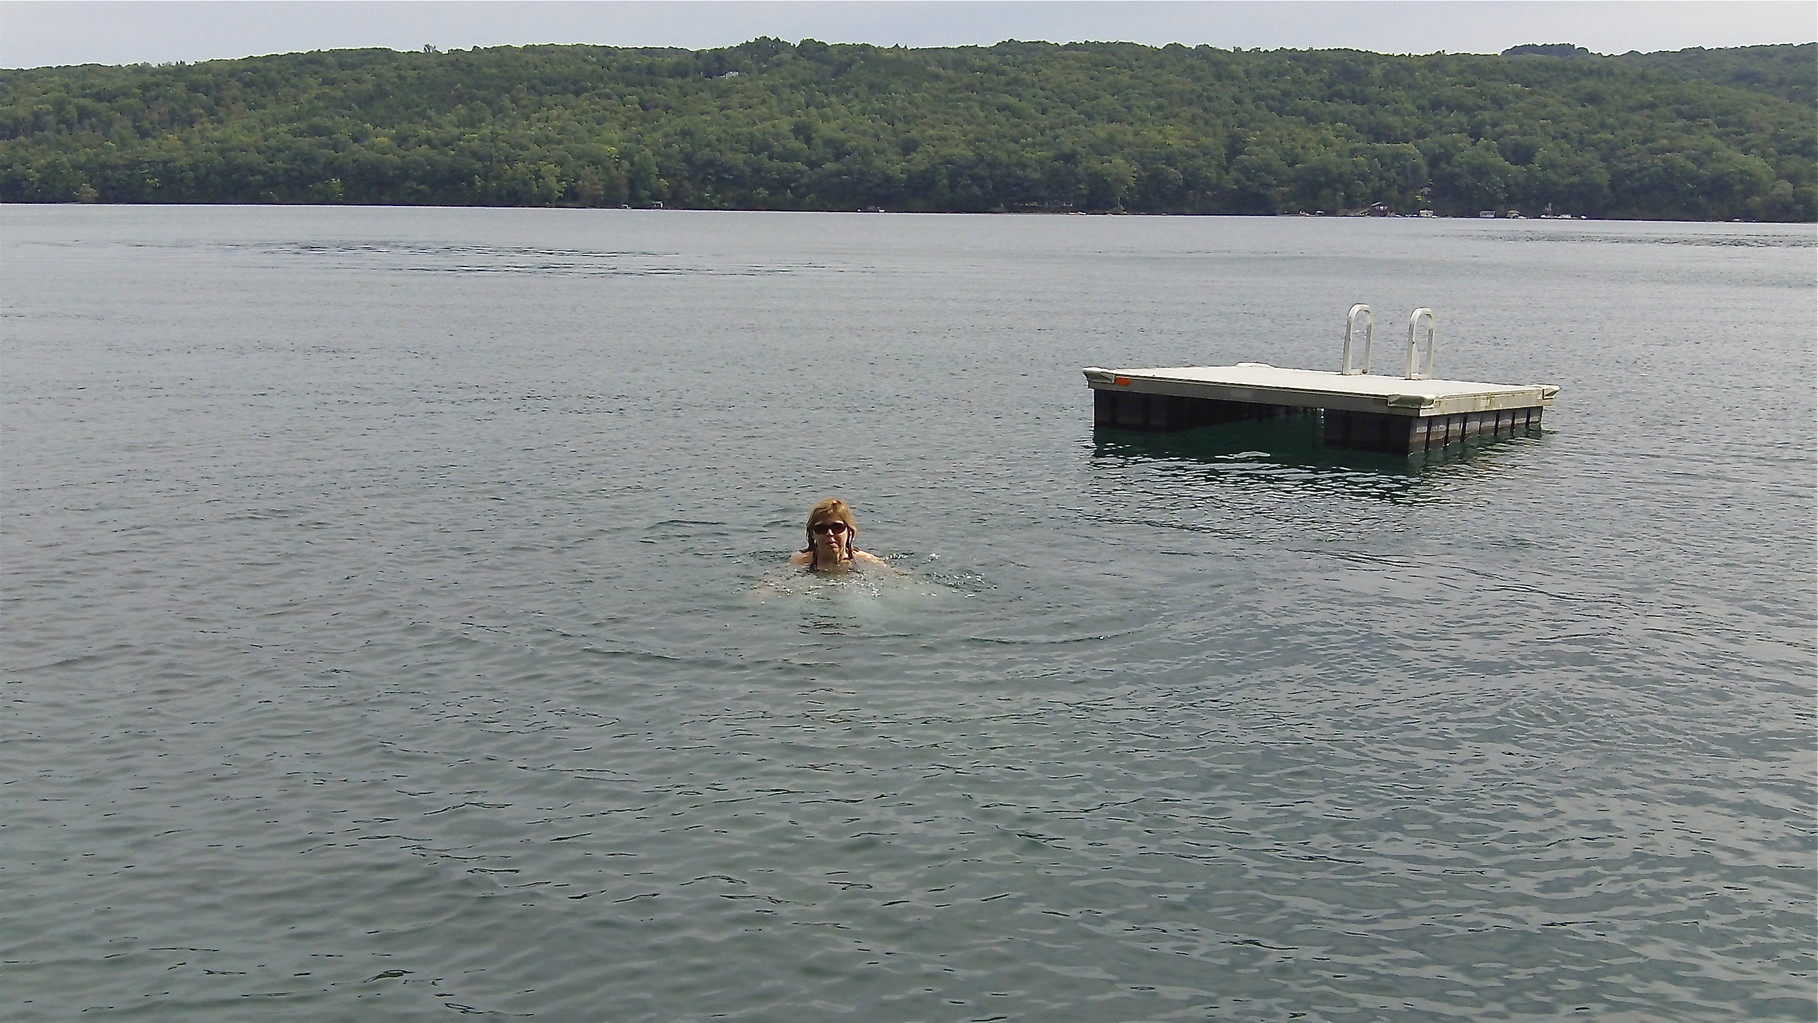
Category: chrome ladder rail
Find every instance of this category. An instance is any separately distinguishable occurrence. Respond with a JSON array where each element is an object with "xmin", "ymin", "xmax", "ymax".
[
  {"xmin": 1341, "ymin": 303, "xmax": 1374, "ymax": 375},
  {"xmin": 1404, "ymin": 307, "xmax": 1437, "ymax": 380}
]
